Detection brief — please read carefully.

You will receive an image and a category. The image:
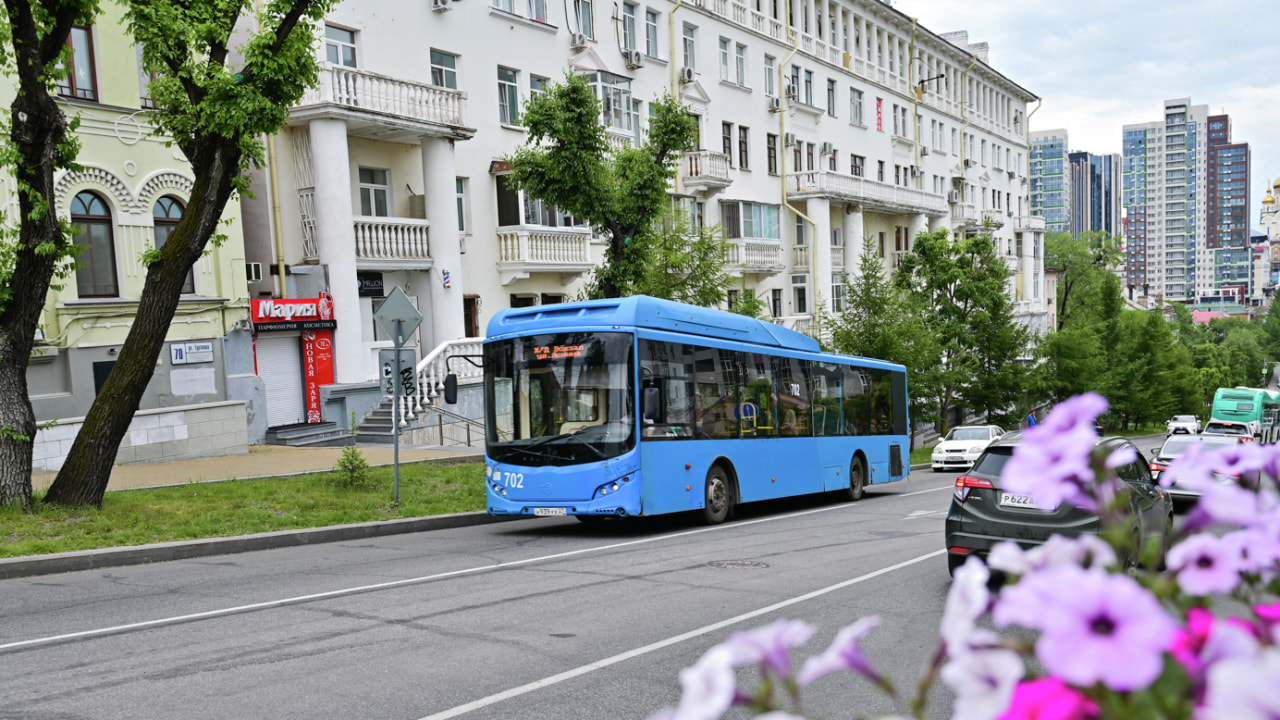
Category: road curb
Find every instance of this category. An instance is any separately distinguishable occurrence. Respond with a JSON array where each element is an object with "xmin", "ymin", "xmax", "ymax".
[{"xmin": 0, "ymin": 511, "xmax": 500, "ymax": 581}]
